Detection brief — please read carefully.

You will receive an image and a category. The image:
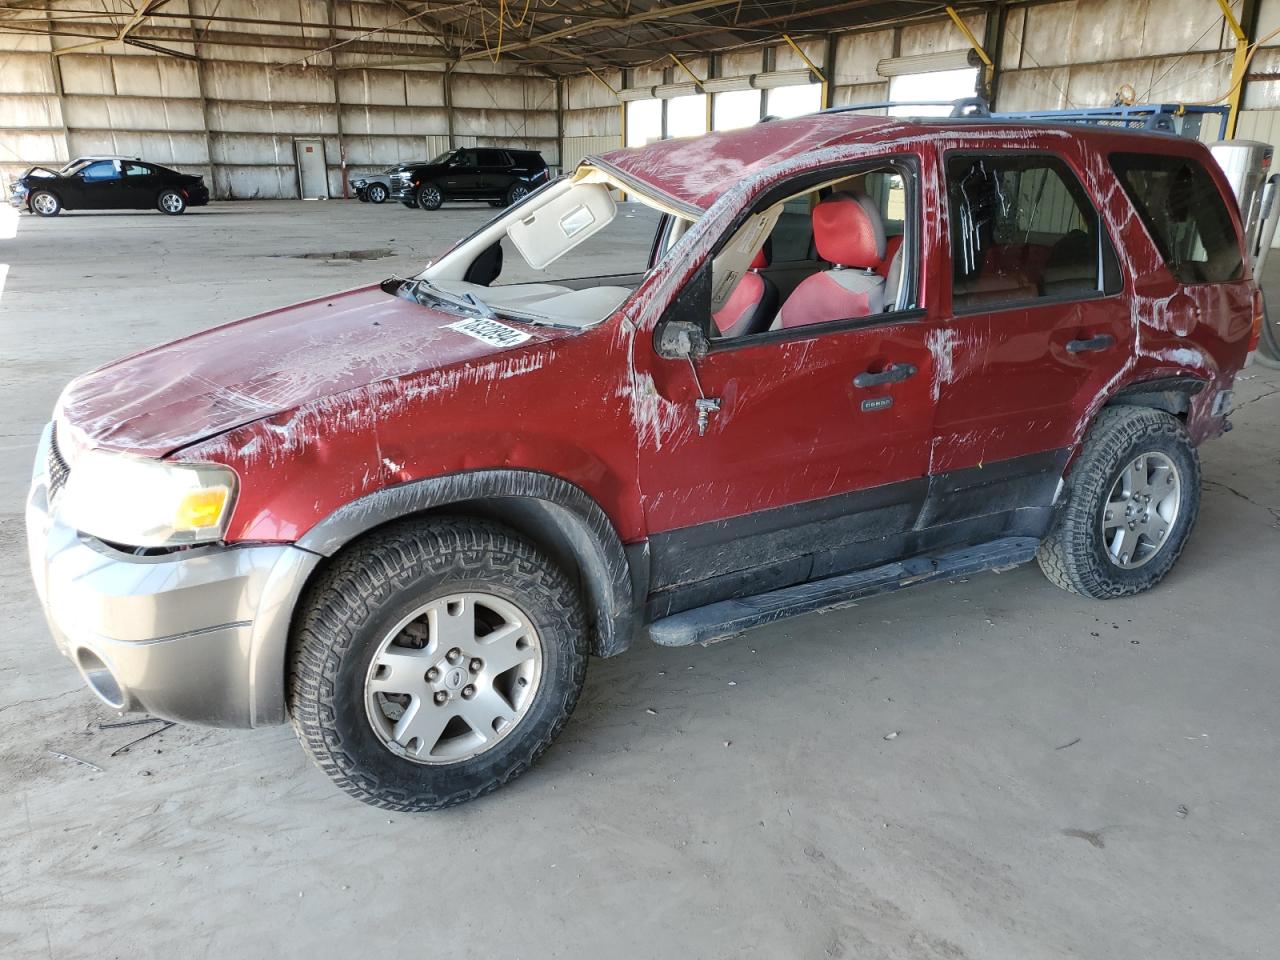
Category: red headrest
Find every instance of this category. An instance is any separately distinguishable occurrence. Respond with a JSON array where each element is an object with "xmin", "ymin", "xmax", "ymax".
[
  {"xmin": 748, "ymin": 236, "xmax": 772, "ymax": 270},
  {"xmin": 812, "ymin": 192, "xmax": 885, "ymax": 269}
]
